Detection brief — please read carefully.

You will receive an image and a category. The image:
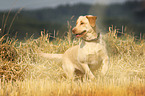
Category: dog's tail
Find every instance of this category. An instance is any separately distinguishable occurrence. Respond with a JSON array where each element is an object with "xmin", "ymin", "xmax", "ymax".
[{"xmin": 39, "ymin": 53, "xmax": 63, "ymax": 60}]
